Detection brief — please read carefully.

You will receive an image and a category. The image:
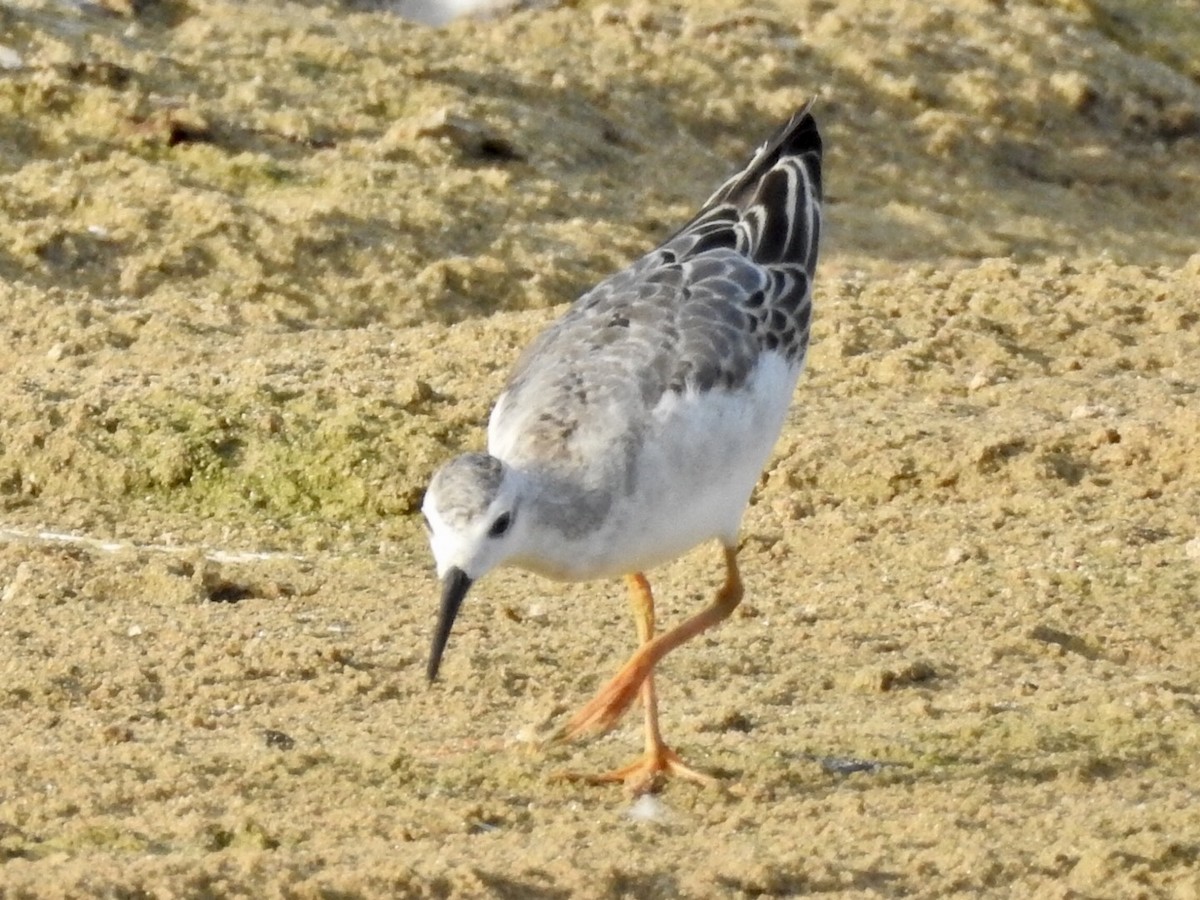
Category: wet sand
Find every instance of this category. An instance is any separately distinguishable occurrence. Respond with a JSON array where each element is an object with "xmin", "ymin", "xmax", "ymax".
[{"xmin": 1, "ymin": 0, "xmax": 1199, "ymax": 895}]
